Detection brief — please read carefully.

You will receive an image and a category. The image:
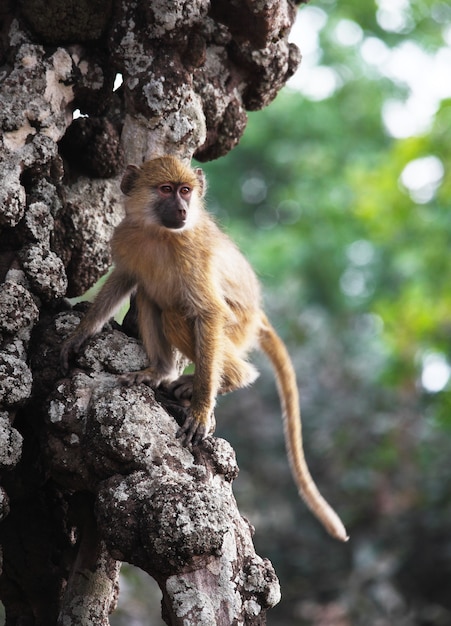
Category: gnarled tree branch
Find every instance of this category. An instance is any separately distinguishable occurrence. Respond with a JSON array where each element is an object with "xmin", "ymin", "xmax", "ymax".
[{"xmin": 0, "ymin": 1, "xmax": 301, "ymax": 623}]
